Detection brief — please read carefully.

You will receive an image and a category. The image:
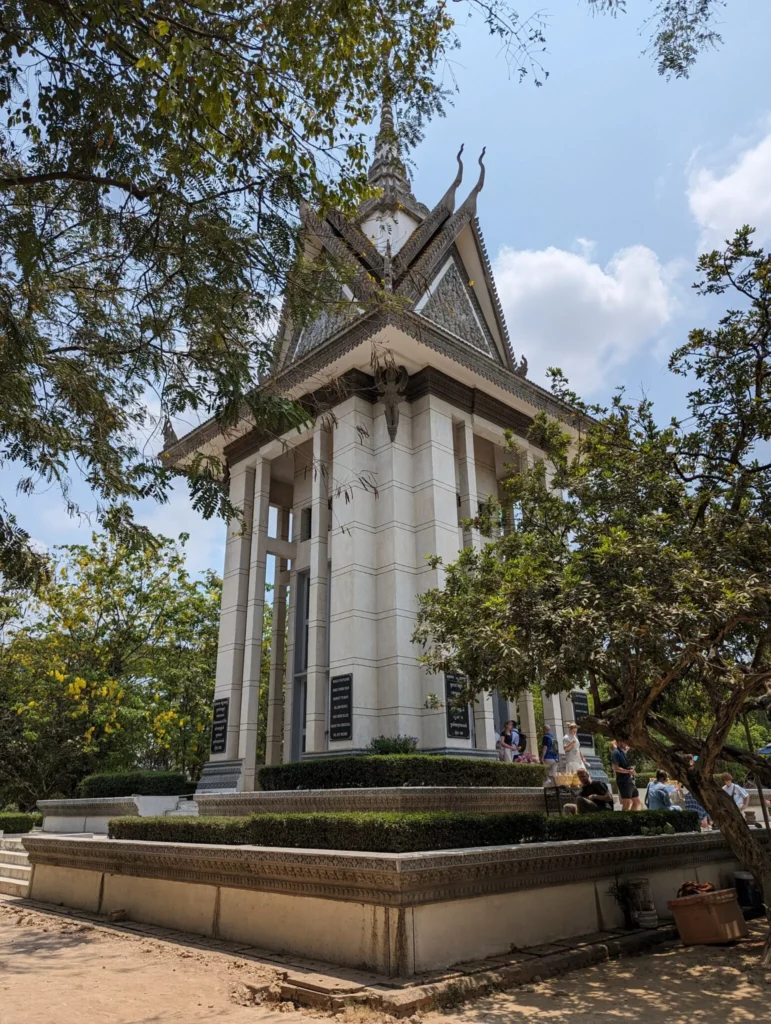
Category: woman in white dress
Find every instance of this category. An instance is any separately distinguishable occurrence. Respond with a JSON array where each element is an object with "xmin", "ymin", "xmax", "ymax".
[{"xmin": 562, "ymin": 722, "xmax": 587, "ymax": 776}]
